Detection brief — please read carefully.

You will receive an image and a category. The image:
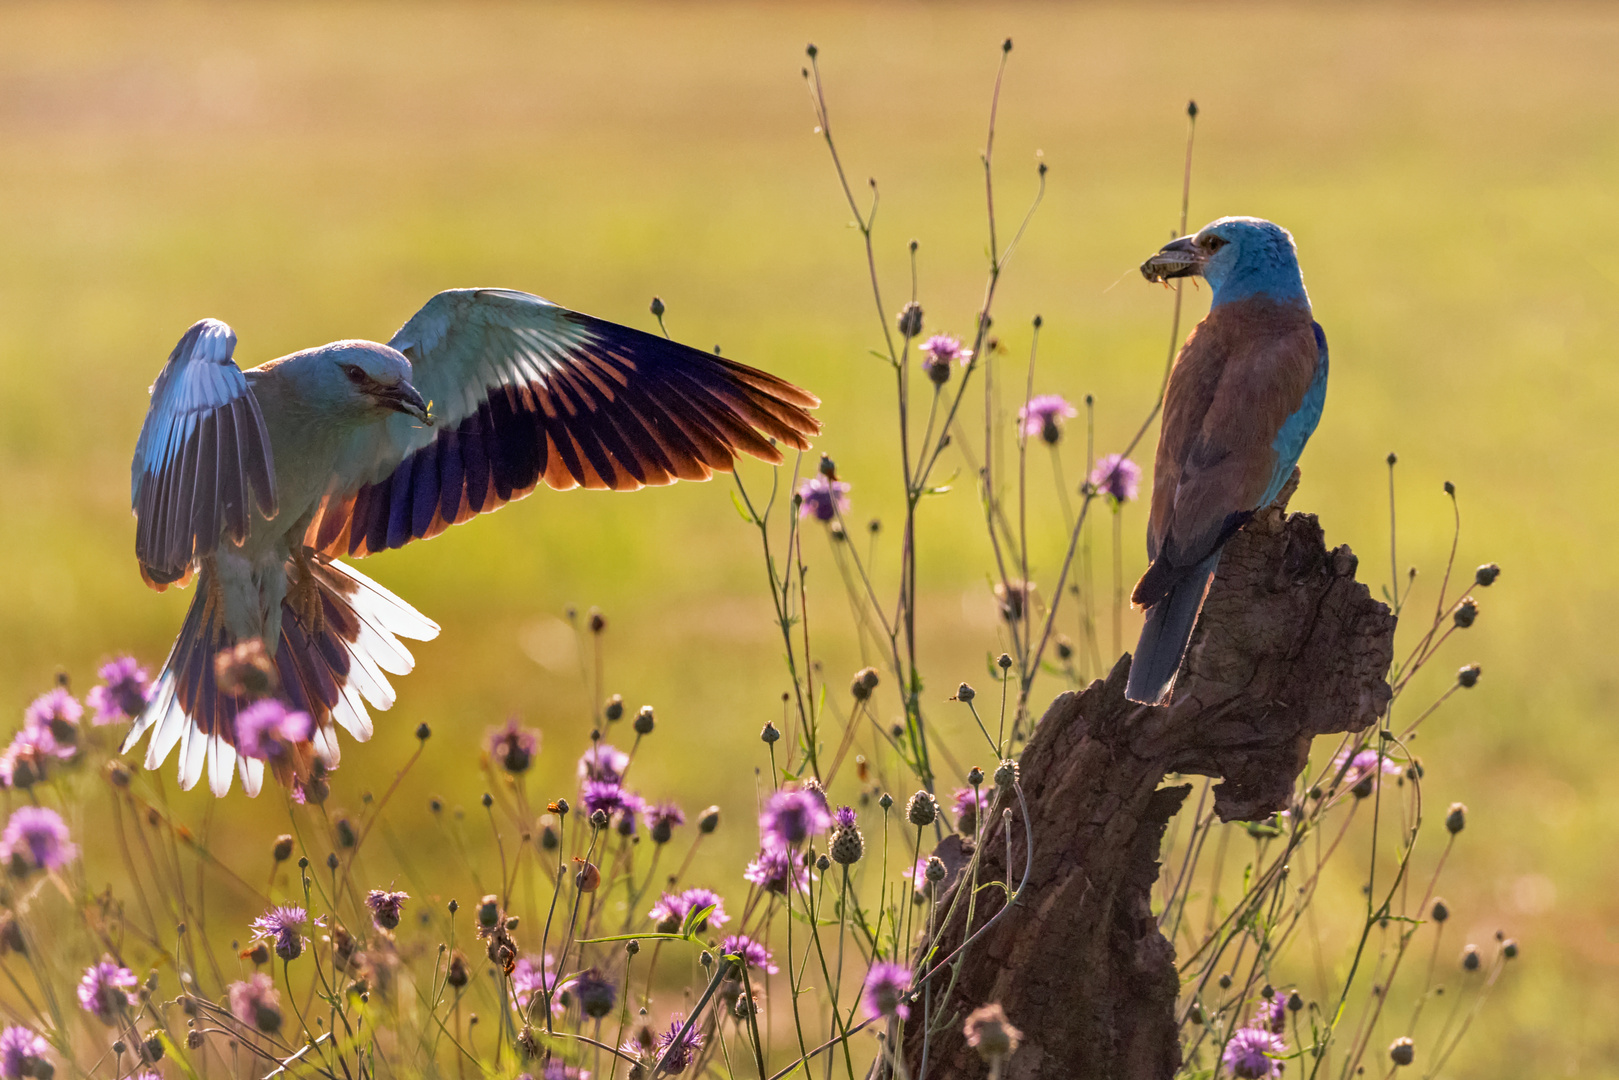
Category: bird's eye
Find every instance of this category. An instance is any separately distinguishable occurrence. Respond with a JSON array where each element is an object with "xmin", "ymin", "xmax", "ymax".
[
  {"xmin": 342, "ymin": 365, "xmax": 368, "ymax": 385},
  {"xmin": 1202, "ymin": 235, "xmax": 1228, "ymax": 252}
]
